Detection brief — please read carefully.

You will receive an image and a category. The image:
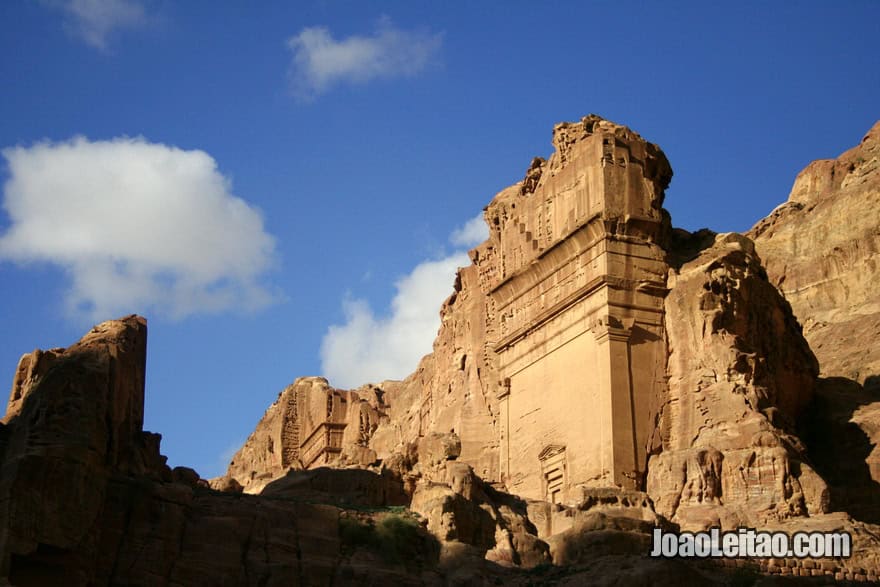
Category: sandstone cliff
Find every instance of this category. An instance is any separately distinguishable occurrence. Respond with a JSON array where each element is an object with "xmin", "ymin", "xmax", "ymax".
[
  {"xmin": 226, "ymin": 116, "xmax": 827, "ymax": 529},
  {"xmin": 222, "ymin": 376, "xmax": 389, "ymax": 493},
  {"xmin": 0, "ymin": 317, "xmax": 725, "ymax": 585},
  {"xmin": 6, "ymin": 117, "xmax": 880, "ymax": 584},
  {"xmin": 750, "ymin": 121, "xmax": 880, "ymax": 525},
  {"xmin": 648, "ymin": 233, "xmax": 828, "ymax": 529},
  {"xmin": 750, "ymin": 121, "xmax": 880, "ymax": 385}
]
